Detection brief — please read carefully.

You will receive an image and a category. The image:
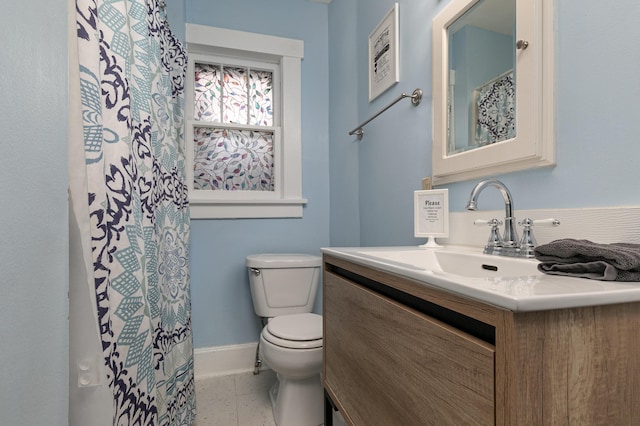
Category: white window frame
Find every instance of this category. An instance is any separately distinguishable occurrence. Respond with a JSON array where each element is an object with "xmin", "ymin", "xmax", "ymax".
[{"xmin": 185, "ymin": 24, "xmax": 306, "ymax": 219}]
